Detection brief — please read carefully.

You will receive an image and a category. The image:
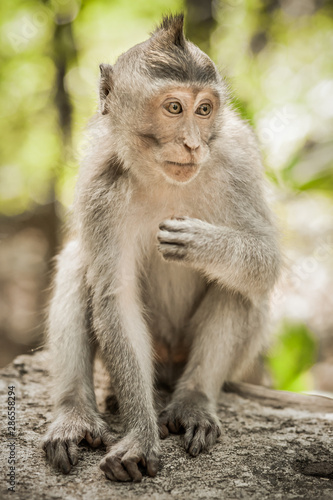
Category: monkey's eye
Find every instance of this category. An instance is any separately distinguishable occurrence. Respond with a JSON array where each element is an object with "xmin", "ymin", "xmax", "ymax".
[
  {"xmin": 195, "ymin": 103, "xmax": 212, "ymax": 116},
  {"xmin": 164, "ymin": 102, "xmax": 182, "ymax": 114}
]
